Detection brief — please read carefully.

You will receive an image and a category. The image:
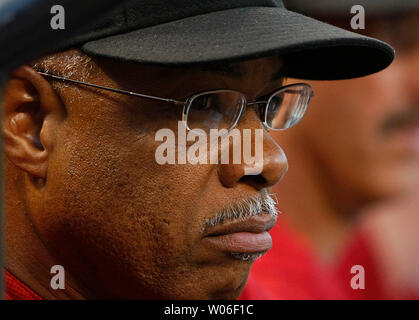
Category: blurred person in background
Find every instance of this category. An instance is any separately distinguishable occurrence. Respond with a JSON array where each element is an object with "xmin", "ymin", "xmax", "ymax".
[{"xmin": 240, "ymin": 0, "xmax": 419, "ymax": 300}]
